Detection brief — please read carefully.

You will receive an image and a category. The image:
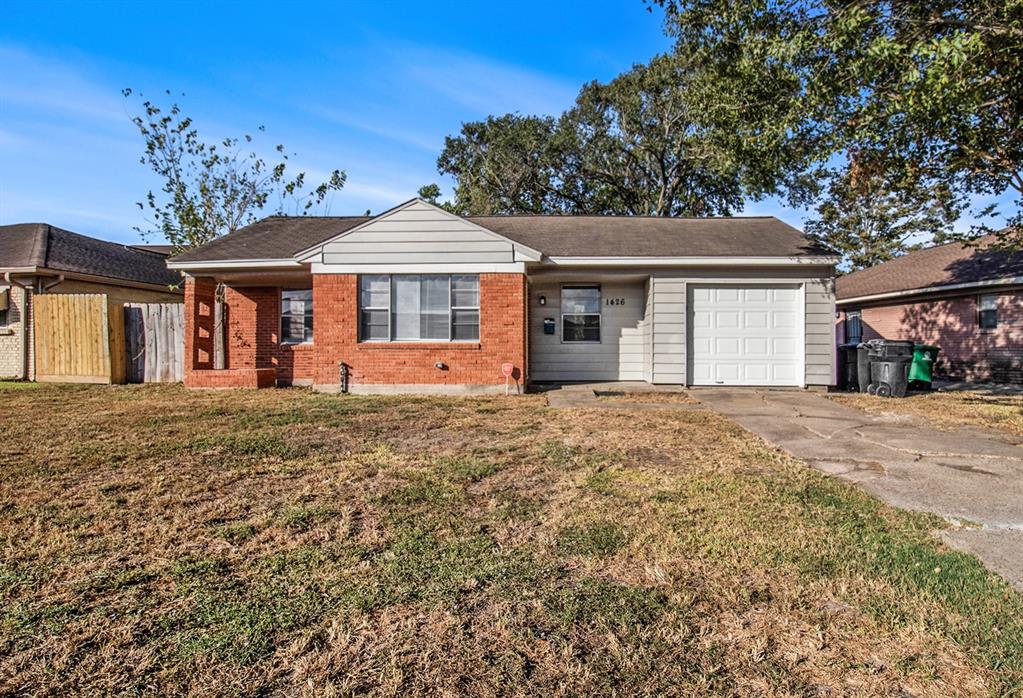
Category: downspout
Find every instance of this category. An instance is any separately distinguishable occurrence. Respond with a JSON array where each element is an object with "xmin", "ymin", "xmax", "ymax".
[{"xmin": 4, "ymin": 272, "xmax": 32, "ymax": 381}]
